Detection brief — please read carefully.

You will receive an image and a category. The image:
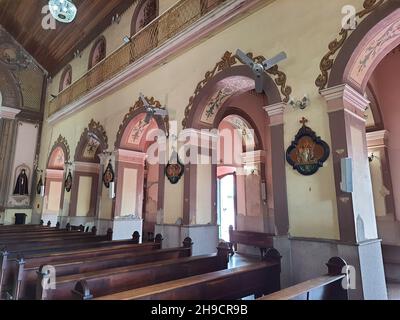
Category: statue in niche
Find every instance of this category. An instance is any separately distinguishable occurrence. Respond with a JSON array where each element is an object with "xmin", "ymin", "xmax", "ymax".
[{"xmin": 13, "ymin": 169, "xmax": 29, "ymax": 195}]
